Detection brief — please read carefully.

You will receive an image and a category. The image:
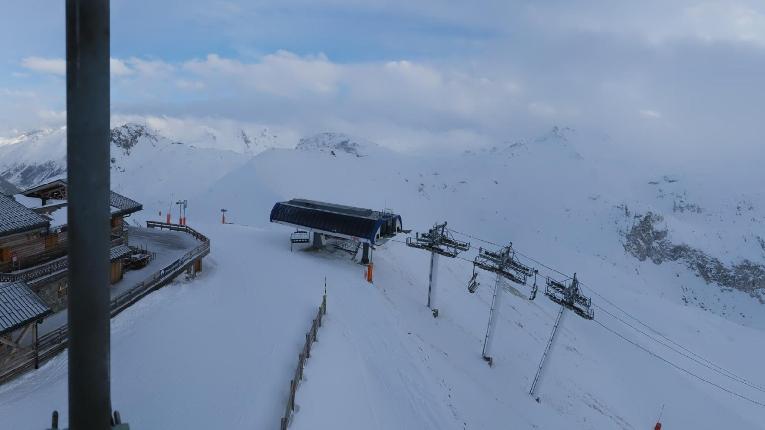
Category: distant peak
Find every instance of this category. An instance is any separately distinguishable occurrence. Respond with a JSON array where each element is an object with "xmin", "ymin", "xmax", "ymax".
[
  {"xmin": 534, "ymin": 126, "xmax": 575, "ymax": 144},
  {"xmin": 296, "ymin": 132, "xmax": 376, "ymax": 157},
  {"xmin": 110, "ymin": 123, "xmax": 159, "ymax": 154}
]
